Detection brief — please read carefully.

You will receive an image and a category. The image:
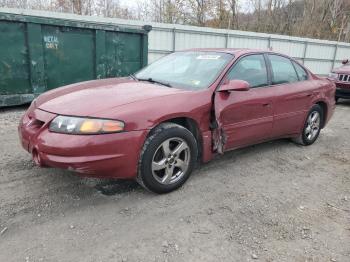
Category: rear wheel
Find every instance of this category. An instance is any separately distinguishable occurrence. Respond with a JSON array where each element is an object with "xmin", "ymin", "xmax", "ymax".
[
  {"xmin": 292, "ymin": 104, "xmax": 323, "ymax": 146},
  {"xmin": 137, "ymin": 123, "xmax": 198, "ymax": 194}
]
